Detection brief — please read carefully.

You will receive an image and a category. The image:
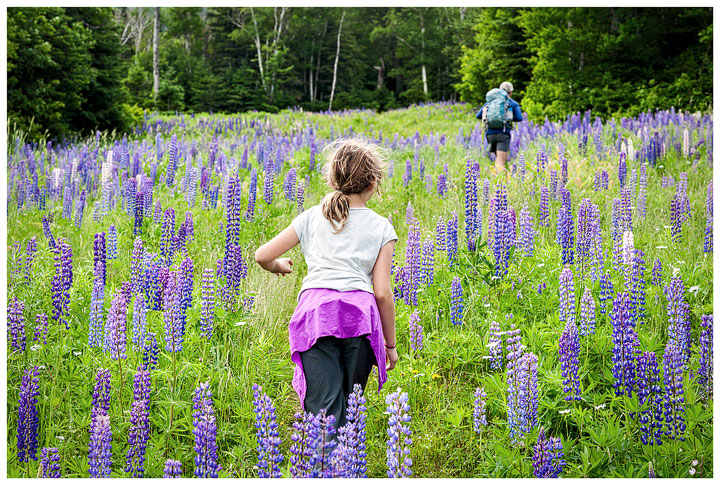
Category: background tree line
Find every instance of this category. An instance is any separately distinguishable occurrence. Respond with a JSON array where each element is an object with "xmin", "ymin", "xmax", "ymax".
[{"xmin": 7, "ymin": 7, "xmax": 712, "ymax": 141}]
